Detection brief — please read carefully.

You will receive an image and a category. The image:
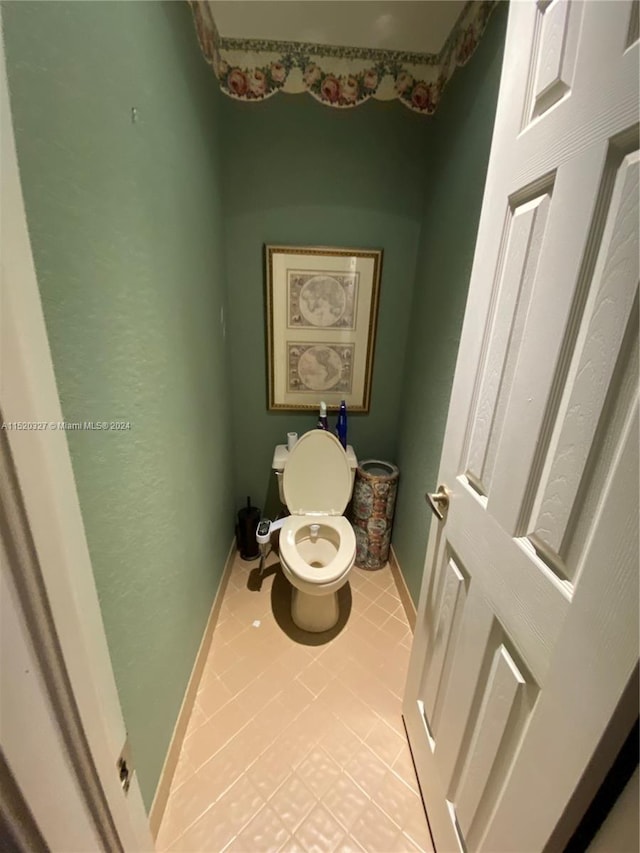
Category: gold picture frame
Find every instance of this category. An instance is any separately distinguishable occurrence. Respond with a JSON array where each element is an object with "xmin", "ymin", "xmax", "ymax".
[{"xmin": 265, "ymin": 245, "xmax": 383, "ymax": 412}]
